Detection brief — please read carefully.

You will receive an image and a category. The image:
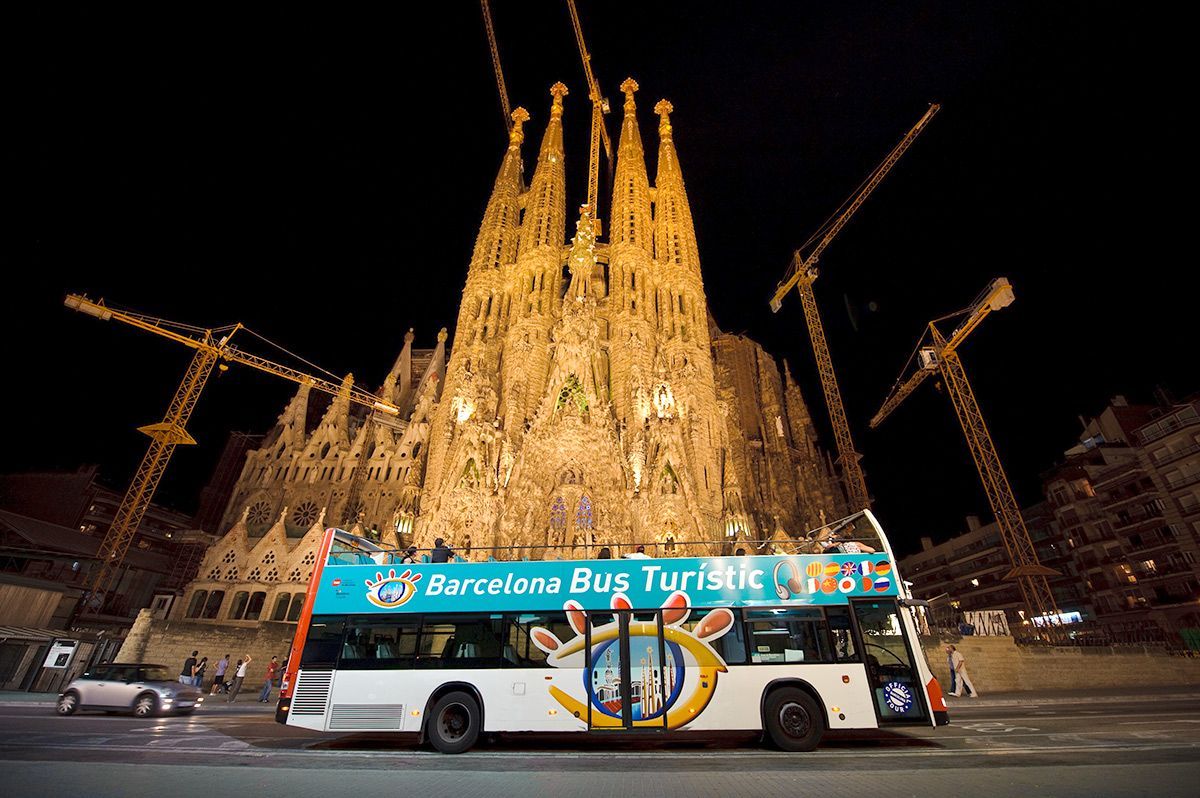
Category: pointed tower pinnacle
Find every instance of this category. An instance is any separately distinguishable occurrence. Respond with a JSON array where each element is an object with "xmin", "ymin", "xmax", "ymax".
[
  {"xmin": 610, "ymin": 78, "xmax": 652, "ymax": 252},
  {"xmin": 467, "ymin": 106, "xmax": 529, "ymax": 275},
  {"xmin": 653, "ymin": 98, "xmax": 700, "ymax": 272},
  {"xmin": 518, "ymin": 83, "xmax": 569, "ymax": 257}
]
